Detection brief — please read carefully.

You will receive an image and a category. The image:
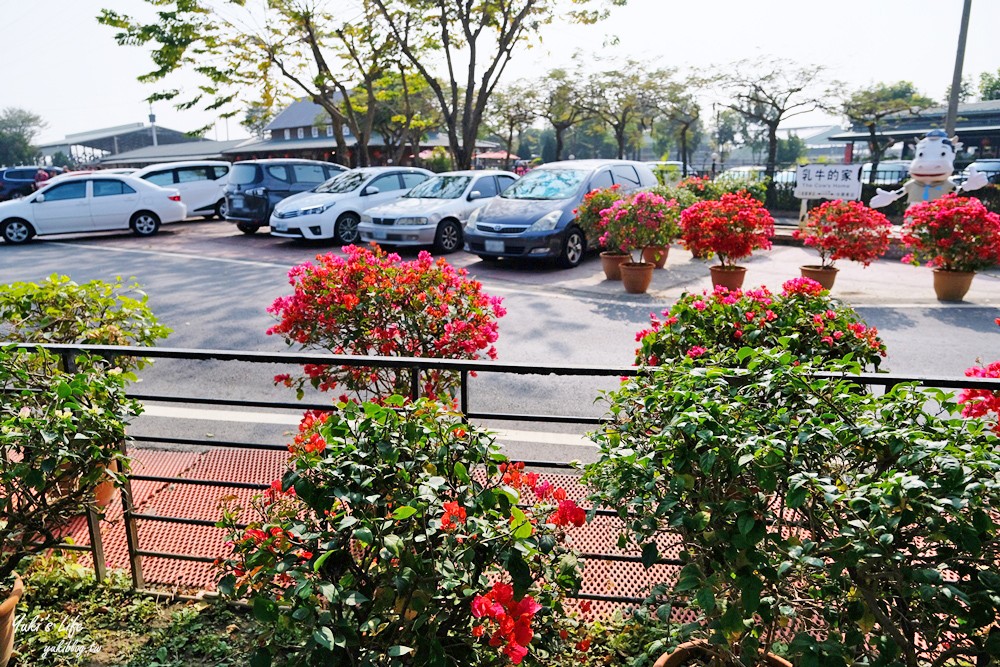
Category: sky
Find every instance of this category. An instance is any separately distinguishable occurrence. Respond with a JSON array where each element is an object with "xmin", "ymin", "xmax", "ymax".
[{"xmin": 4, "ymin": 0, "xmax": 999, "ymax": 146}]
